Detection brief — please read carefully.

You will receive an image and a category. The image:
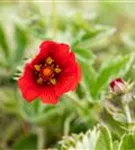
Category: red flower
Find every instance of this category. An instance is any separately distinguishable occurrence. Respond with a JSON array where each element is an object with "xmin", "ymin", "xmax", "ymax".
[
  {"xmin": 110, "ymin": 78, "xmax": 127, "ymax": 94},
  {"xmin": 18, "ymin": 41, "xmax": 81, "ymax": 104}
]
